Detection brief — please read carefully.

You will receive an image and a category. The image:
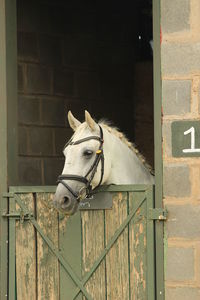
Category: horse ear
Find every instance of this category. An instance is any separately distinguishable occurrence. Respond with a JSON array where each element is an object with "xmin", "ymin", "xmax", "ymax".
[
  {"xmin": 68, "ymin": 111, "xmax": 81, "ymax": 131},
  {"xmin": 85, "ymin": 110, "xmax": 97, "ymax": 131}
]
